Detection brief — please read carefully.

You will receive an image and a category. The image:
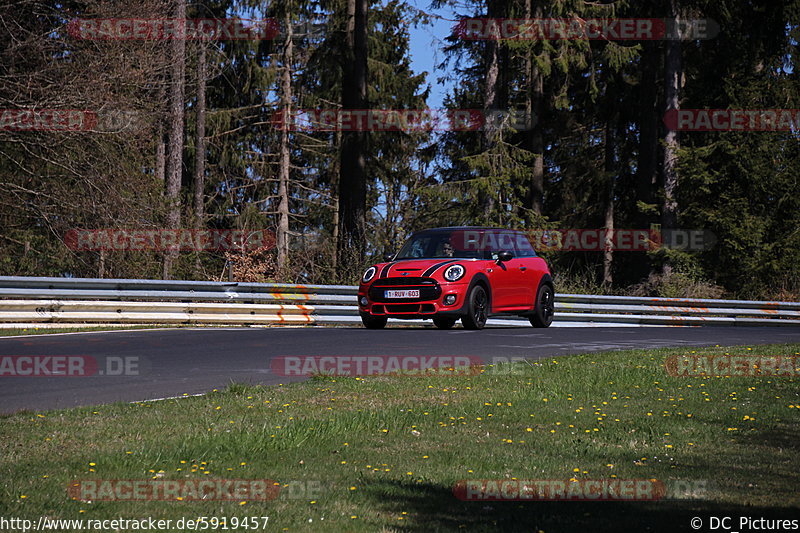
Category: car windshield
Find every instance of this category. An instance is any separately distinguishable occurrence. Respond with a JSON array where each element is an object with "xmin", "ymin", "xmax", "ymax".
[
  {"xmin": 395, "ymin": 231, "xmax": 482, "ymax": 259},
  {"xmin": 395, "ymin": 229, "xmax": 536, "ymax": 260}
]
